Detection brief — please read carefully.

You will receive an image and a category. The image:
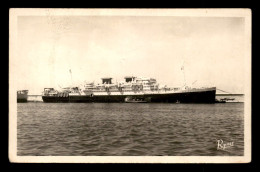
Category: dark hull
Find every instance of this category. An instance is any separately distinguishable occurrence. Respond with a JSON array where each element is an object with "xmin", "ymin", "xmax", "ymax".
[{"xmin": 42, "ymin": 90, "xmax": 216, "ymax": 103}]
